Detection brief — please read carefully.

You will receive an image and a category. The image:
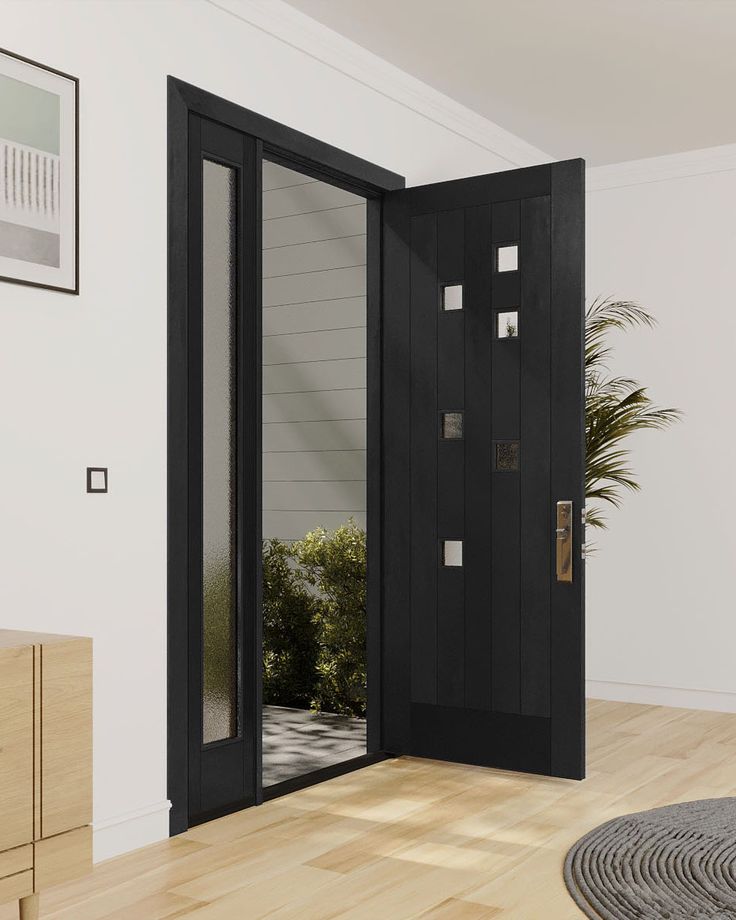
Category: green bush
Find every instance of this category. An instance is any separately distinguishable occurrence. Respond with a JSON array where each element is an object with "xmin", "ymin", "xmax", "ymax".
[
  {"xmin": 294, "ymin": 520, "xmax": 367, "ymax": 717},
  {"xmin": 262, "ymin": 520, "xmax": 367, "ymax": 717},
  {"xmin": 262, "ymin": 538, "xmax": 320, "ymax": 709}
]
